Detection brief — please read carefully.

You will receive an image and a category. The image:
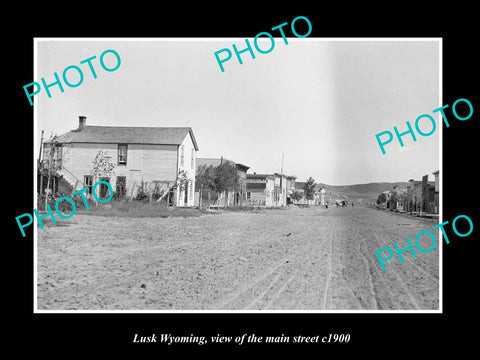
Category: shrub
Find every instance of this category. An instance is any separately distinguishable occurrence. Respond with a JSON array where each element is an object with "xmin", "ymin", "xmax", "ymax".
[
  {"xmin": 37, "ymin": 191, "xmax": 95, "ymax": 212},
  {"xmin": 81, "ymin": 200, "xmax": 201, "ymax": 218}
]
